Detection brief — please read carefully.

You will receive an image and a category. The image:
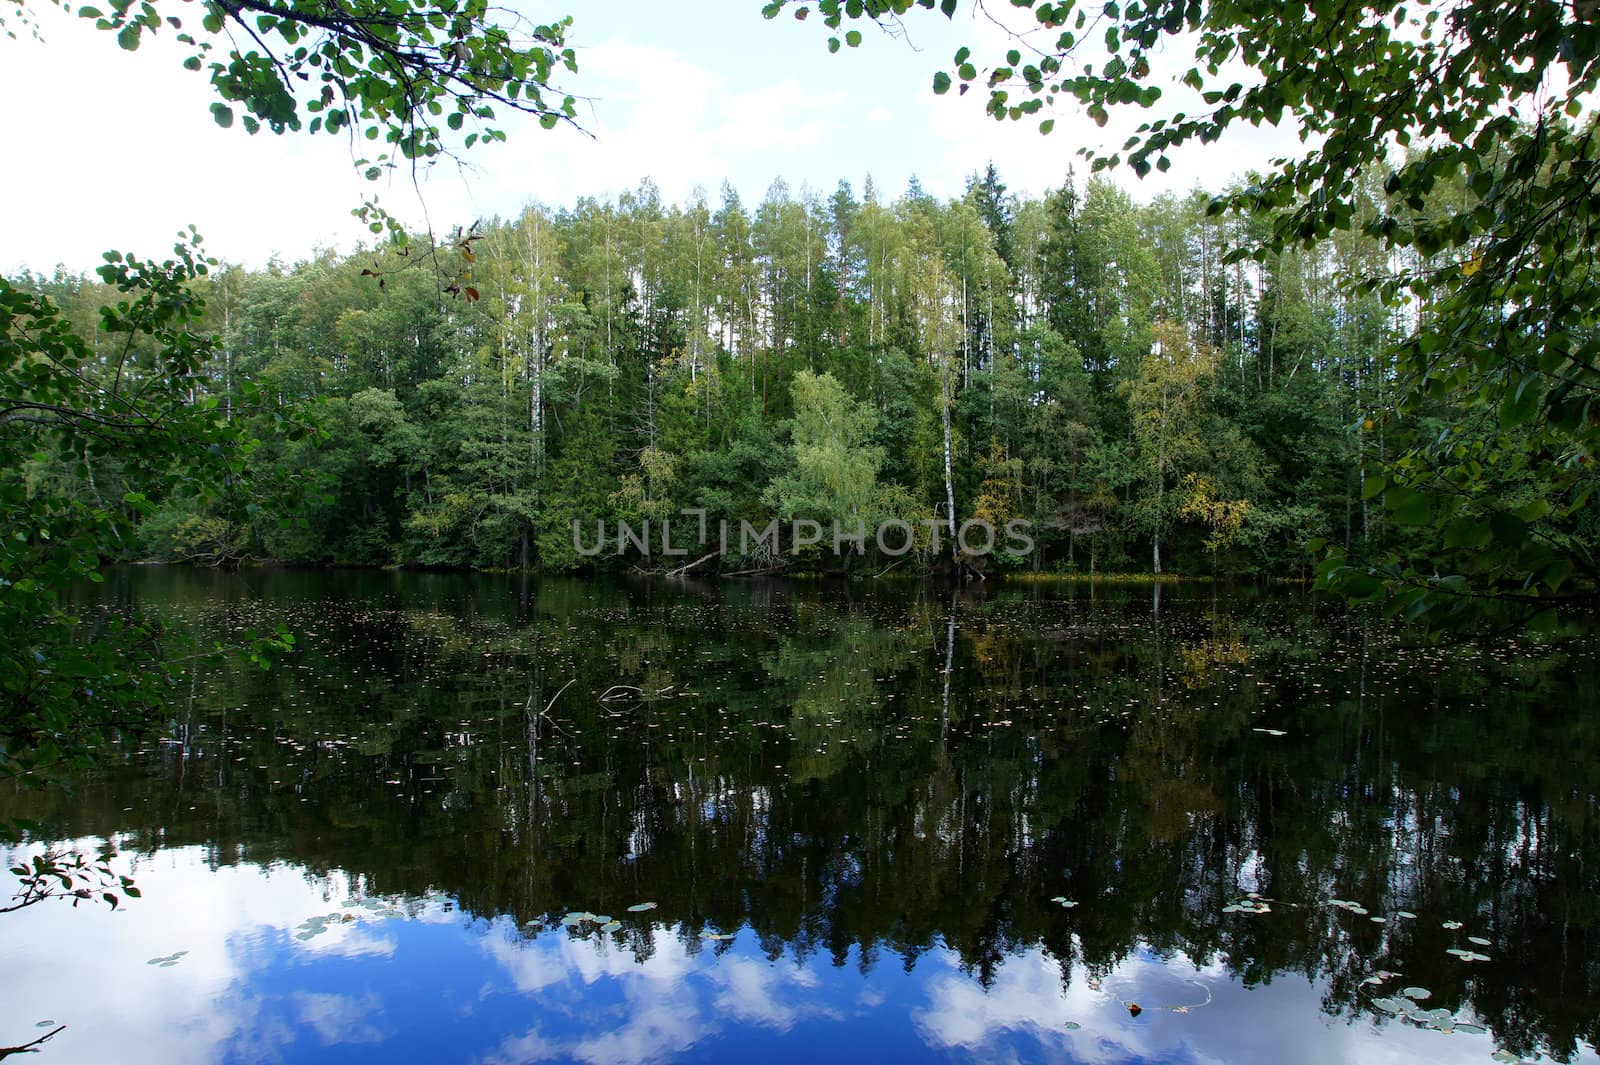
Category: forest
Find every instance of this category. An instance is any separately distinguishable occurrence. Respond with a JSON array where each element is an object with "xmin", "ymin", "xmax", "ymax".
[{"xmin": 10, "ymin": 164, "xmax": 1427, "ymax": 579}]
